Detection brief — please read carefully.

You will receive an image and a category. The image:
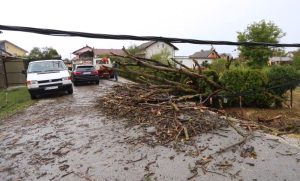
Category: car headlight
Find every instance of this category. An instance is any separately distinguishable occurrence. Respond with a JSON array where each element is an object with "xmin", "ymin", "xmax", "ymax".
[
  {"xmin": 62, "ymin": 77, "xmax": 71, "ymax": 81},
  {"xmin": 26, "ymin": 80, "xmax": 37, "ymax": 85}
]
